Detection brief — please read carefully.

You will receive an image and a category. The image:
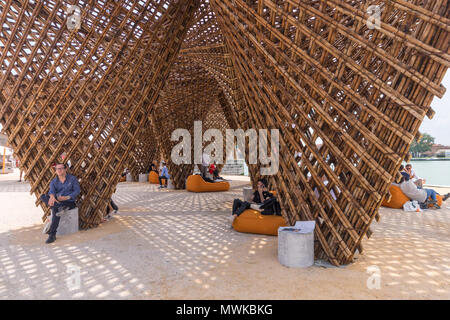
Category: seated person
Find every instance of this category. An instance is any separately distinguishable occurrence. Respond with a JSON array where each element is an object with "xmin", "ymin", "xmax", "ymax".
[
  {"xmin": 105, "ymin": 199, "xmax": 119, "ymax": 220},
  {"xmin": 399, "ymin": 172, "xmax": 449, "ymax": 209},
  {"xmin": 201, "ymin": 152, "xmax": 210, "ymax": 179},
  {"xmin": 148, "ymin": 162, "xmax": 158, "ymax": 174},
  {"xmin": 121, "ymin": 168, "xmax": 129, "ymax": 178},
  {"xmin": 40, "ymin": 163, "xmax": 80, "ymax": 244},
  {"xmin": 403, "ymin": 163, "xmax": 425, "ymax": 188},
  {"xmin": 209, "ymin": 162, "xmax": 222, "ymax": 180},
  {"xmin": 229, "ymin": 178, "xmax": 273, "ymax": 226},
  {"xmin": 159, "ymin": 161, "xmax": 170, "ymax": 188}
]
